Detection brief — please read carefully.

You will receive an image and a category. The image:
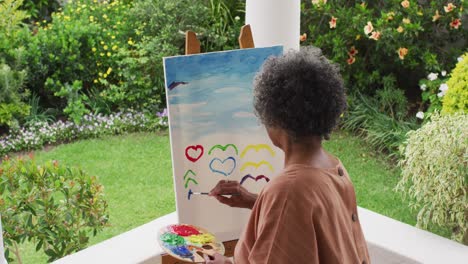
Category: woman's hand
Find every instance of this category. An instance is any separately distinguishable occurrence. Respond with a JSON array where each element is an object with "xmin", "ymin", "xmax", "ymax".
[
  {"xmin": 209, "ymin": 180, "xmax": 258, "ymax": 209},
  {"xmin": 203, "ymin": 253, "xmax": 233, "ymax": 264}
]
